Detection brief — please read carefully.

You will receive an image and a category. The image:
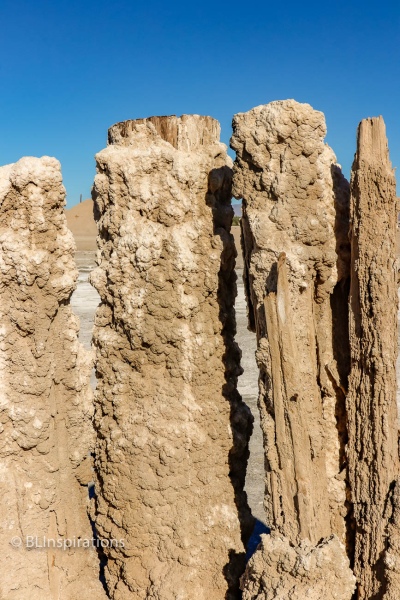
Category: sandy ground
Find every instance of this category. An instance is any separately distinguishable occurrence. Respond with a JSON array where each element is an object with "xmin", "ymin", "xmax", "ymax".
[{"xmin": 71, "ymin": 252, "xmax": 99, "ymax": 350}]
